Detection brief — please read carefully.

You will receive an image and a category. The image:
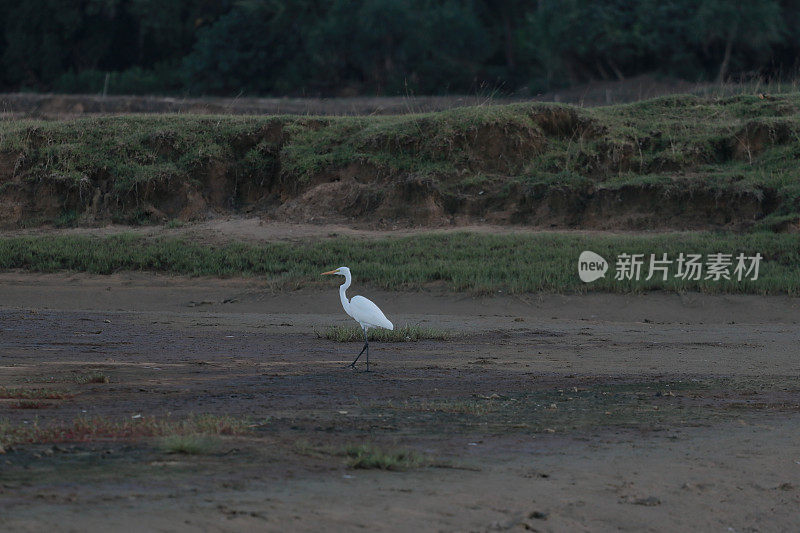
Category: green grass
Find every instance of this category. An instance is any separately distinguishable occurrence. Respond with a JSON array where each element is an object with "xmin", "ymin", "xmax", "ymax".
[
  {"xmin": 293, "ymin": 440, "xmax": 427, "ymax": 470},
  {"xmin": 318, "ymin": 324, "xmax": 452, "ymax": 342},
  {"xmin": 0, "ymin": 231, "xmax": 796, "ymax": 294},
  {"xmin": 74, "ymin": 372, "xmax": 110, "ymax": 384},
  {"xmin": 342, "ymin": 444, "xmax": 426, "ymax": 470},
  {"xmin": 158, "ymin": 434, "xmax": 221, "ymax": 455},
  {"xmin": 165, "ymin": 219, "xmax": 186, "ymax": 229},
  {"xmin": 11, "ymin": 399, "xmax": 56, "ymax": 409}
]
